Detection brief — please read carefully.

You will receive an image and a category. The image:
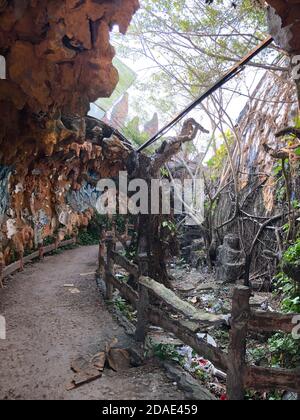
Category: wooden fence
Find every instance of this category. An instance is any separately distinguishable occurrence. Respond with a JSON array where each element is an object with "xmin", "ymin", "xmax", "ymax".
[
  {"xmin": 0, "ymin": 238, "xmax": 77, "ymax": 288},
  {"xmin": 99, "ymin": 237, "xmax": 300, "ymax": 400}
]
